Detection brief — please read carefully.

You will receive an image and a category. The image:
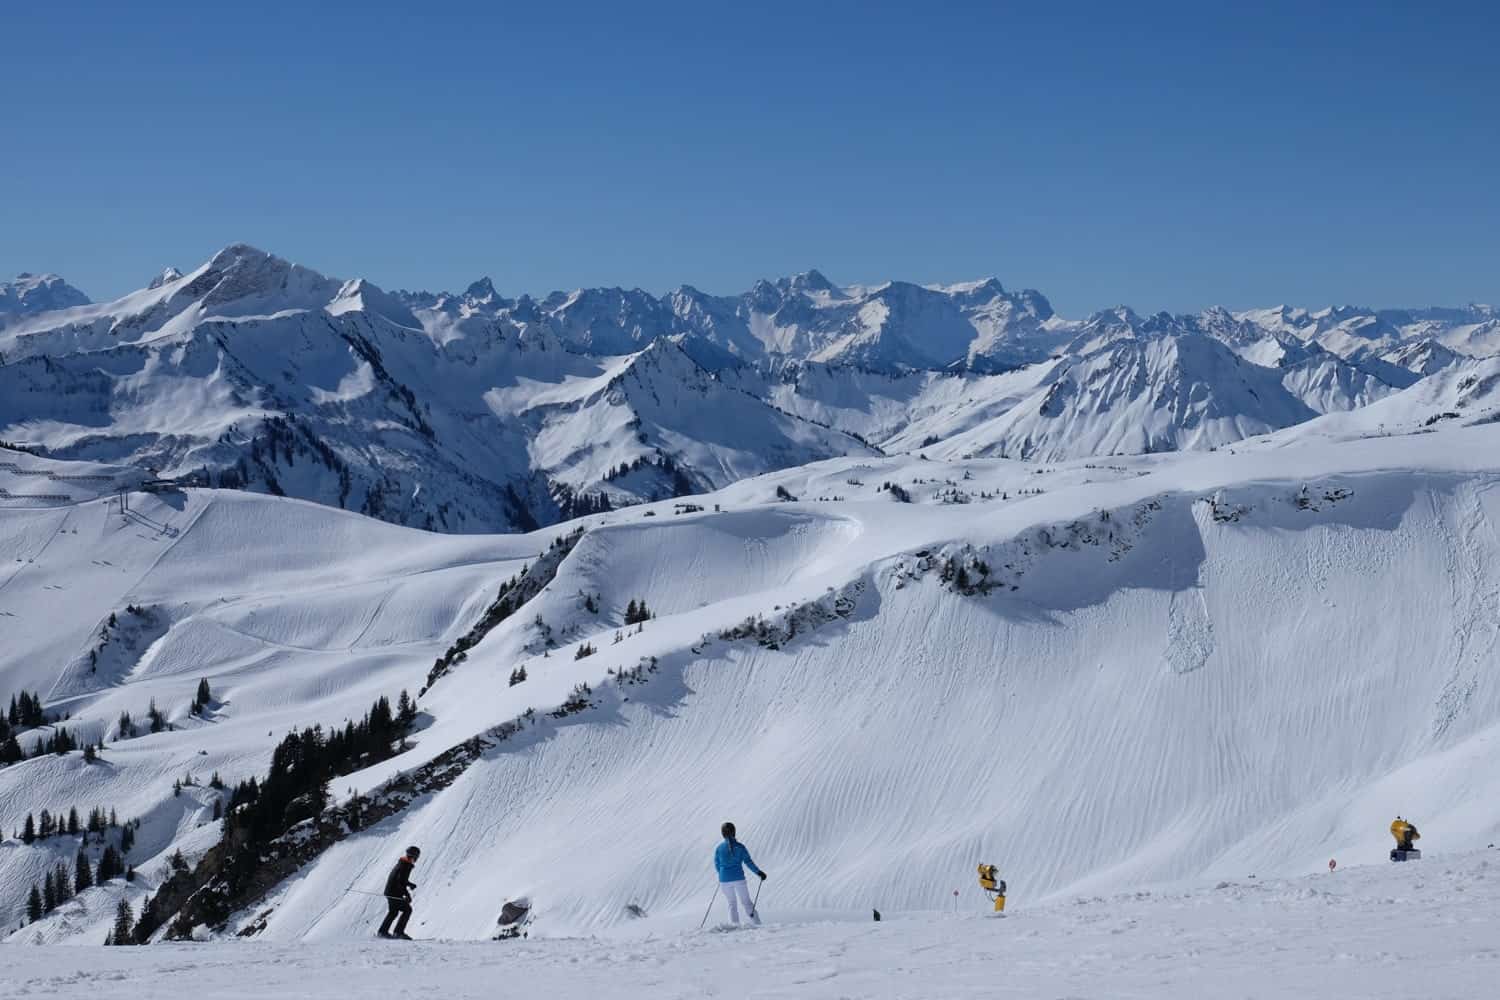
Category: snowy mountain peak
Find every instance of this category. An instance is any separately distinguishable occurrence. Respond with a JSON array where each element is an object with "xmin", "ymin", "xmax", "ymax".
[
  {"xmin": 612, "ymin": 335, "xmax": 713, "ymax": 388},
  {"xmin": 147, "ymin": 266, "xmax": 184, "ymax": 290},
  {"xmin": 0, "ymin": 271, "xmax": 90, "ymax": 319},
  {"xmin": 1093, "ymin": 305, "xmax": 1144, "ymax": 327},
  {"xmin": 328, "ymin": 277, "xmax": 421, "ymax": 328},
  {"xmin": 953, "ymin": 331, "xmax": 1319, "ymax": 461},
  {"xmin": 933, "ymin": 277, "xmax": 1018, "ymax": 309},
  {"xmin": 782, "ymin": 268, "xmax": 839, "ymax": 296},
  {"xmin": 178, "ymin": 244, "xmax": 342, "ymax": 314},
  {"xmin": 1381, "ymin": 337, "xmax": 1463, "ymax": 377},
  {"xmin": 464, "ymin": 277, "xmax": 500, "ymax": 302}
]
